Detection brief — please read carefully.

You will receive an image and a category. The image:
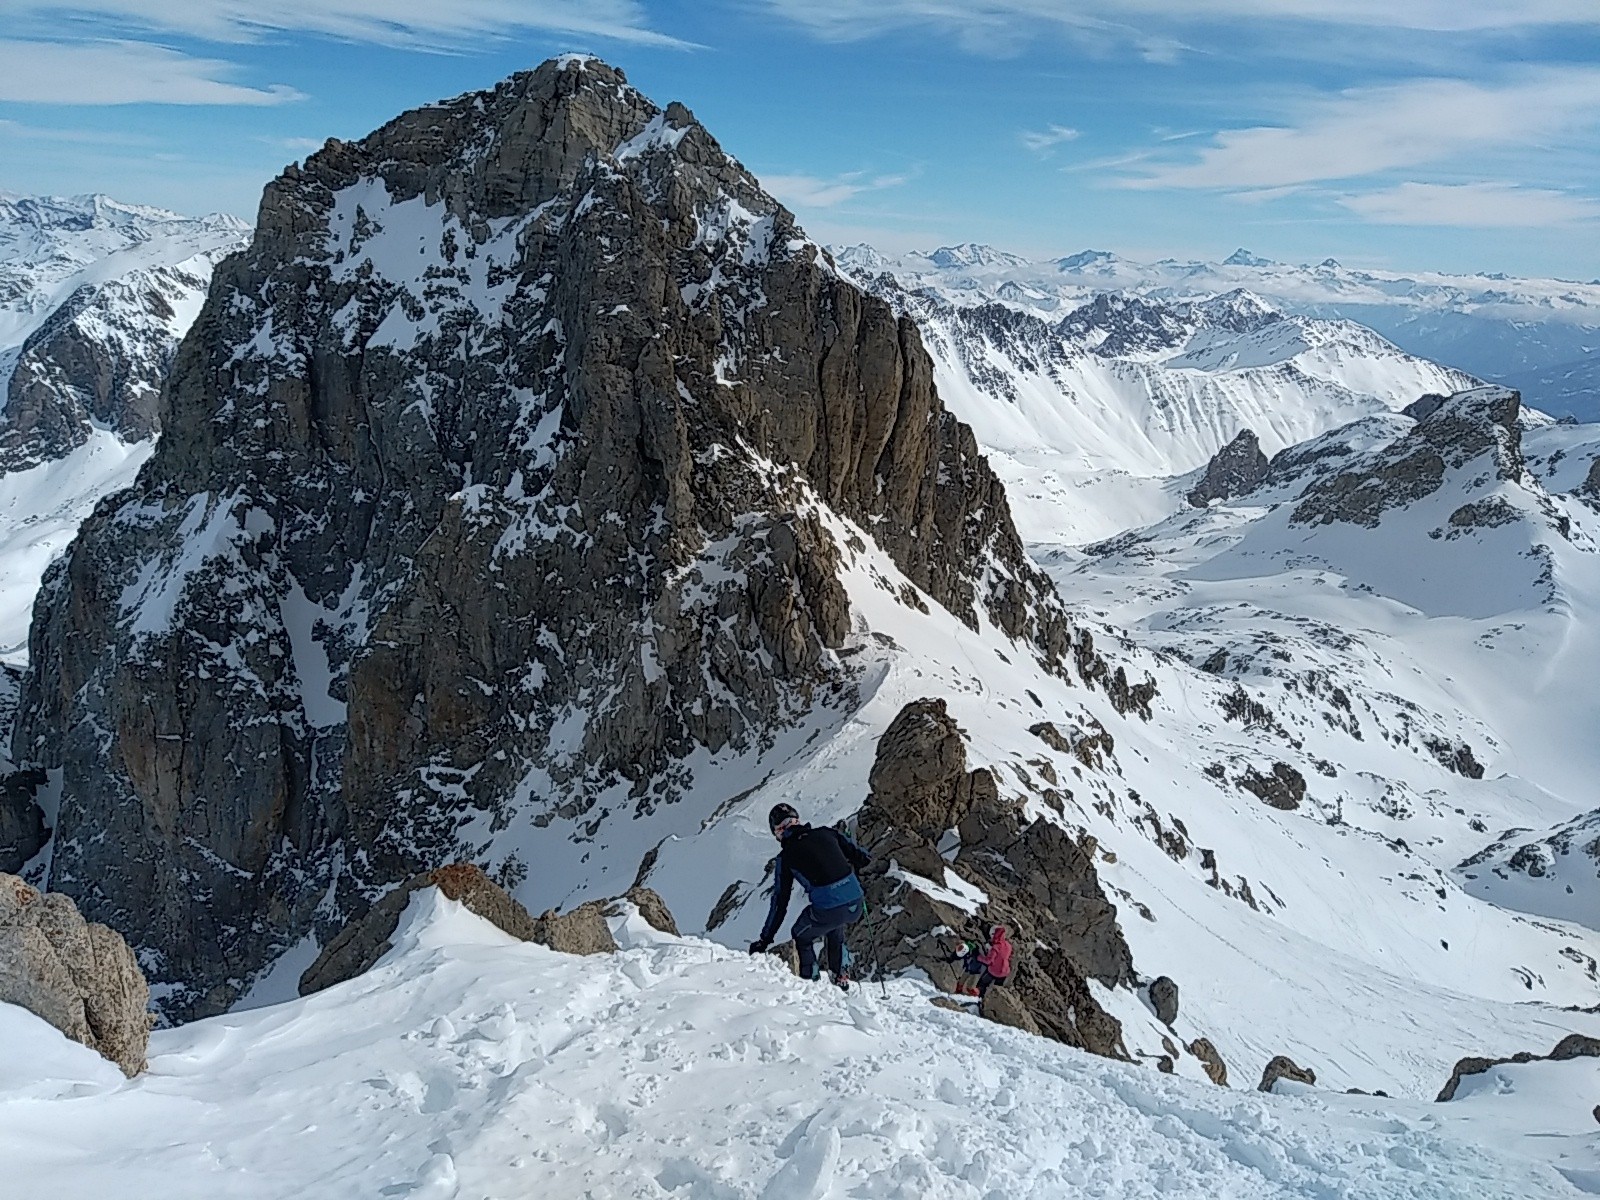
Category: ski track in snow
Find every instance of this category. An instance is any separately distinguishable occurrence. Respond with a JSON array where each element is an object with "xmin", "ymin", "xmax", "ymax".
[{"xmin": 4, "ymin": 894, "xmax": 1596, "ymax": 1200}]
